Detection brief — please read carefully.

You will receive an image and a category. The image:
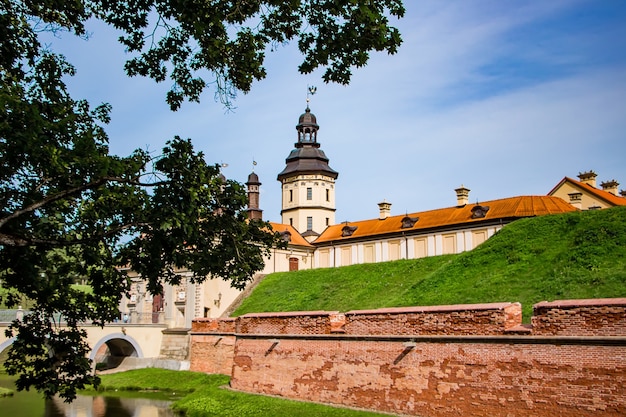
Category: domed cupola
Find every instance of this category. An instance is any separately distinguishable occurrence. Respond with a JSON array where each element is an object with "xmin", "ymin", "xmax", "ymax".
[
  {"xmin": 277, "ymin": 106, "xmax": 338, "ymax": 182},
  {"xmin": 296, "ymin": 107, "xmax": 319, "ymax": 143}
]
